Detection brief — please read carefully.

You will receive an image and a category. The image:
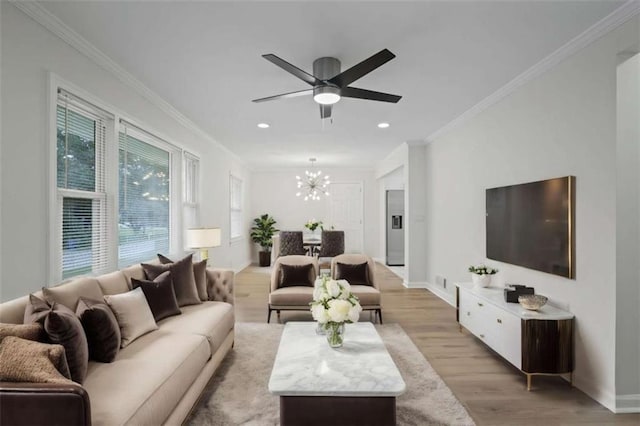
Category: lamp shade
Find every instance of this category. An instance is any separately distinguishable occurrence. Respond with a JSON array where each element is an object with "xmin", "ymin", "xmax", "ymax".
[{"xmin": 186, "ymin": 228, "xmax": 221, "ymax": 249}]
